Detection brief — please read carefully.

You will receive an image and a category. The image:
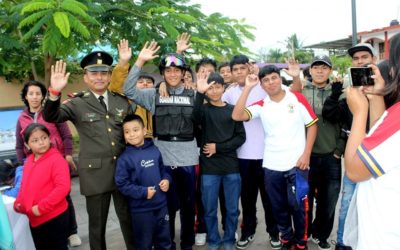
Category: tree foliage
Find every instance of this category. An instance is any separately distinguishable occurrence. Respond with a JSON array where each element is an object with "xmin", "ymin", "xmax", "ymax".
[
  {"xmin": 331, "ymin": 55, "xmax": 352, "ymax": 76},
  {"xmin": 0, "ymin": 0, "xmax": 256, "ymax": 85},
  {"xmin": 256, "ymin": 34, "xmax": 314, "ymax": 64}
]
